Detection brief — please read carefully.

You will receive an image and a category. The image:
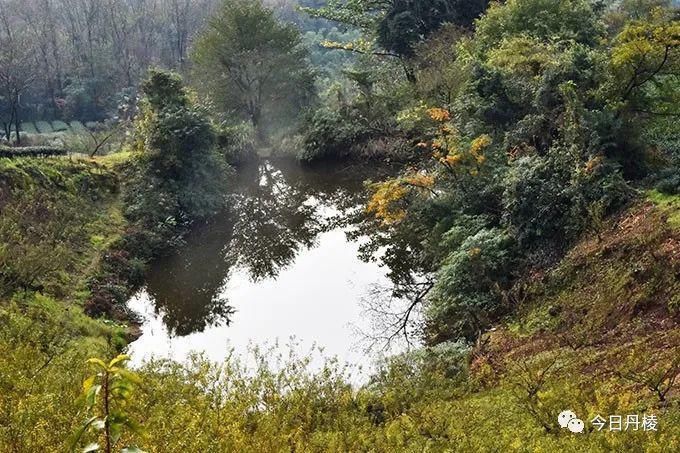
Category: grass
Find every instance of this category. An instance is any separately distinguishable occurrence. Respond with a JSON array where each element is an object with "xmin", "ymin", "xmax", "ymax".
[
  {"xmin": 648, "ymin": 190, "xmax": 680, "ymax": 229},
  {"xmin": 95, "ymin": 150, "xmax": 134, "ymax": 168},
  {"xmin": 0, "ymin": 157, "xmax": 126, "ymax": 301}
]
